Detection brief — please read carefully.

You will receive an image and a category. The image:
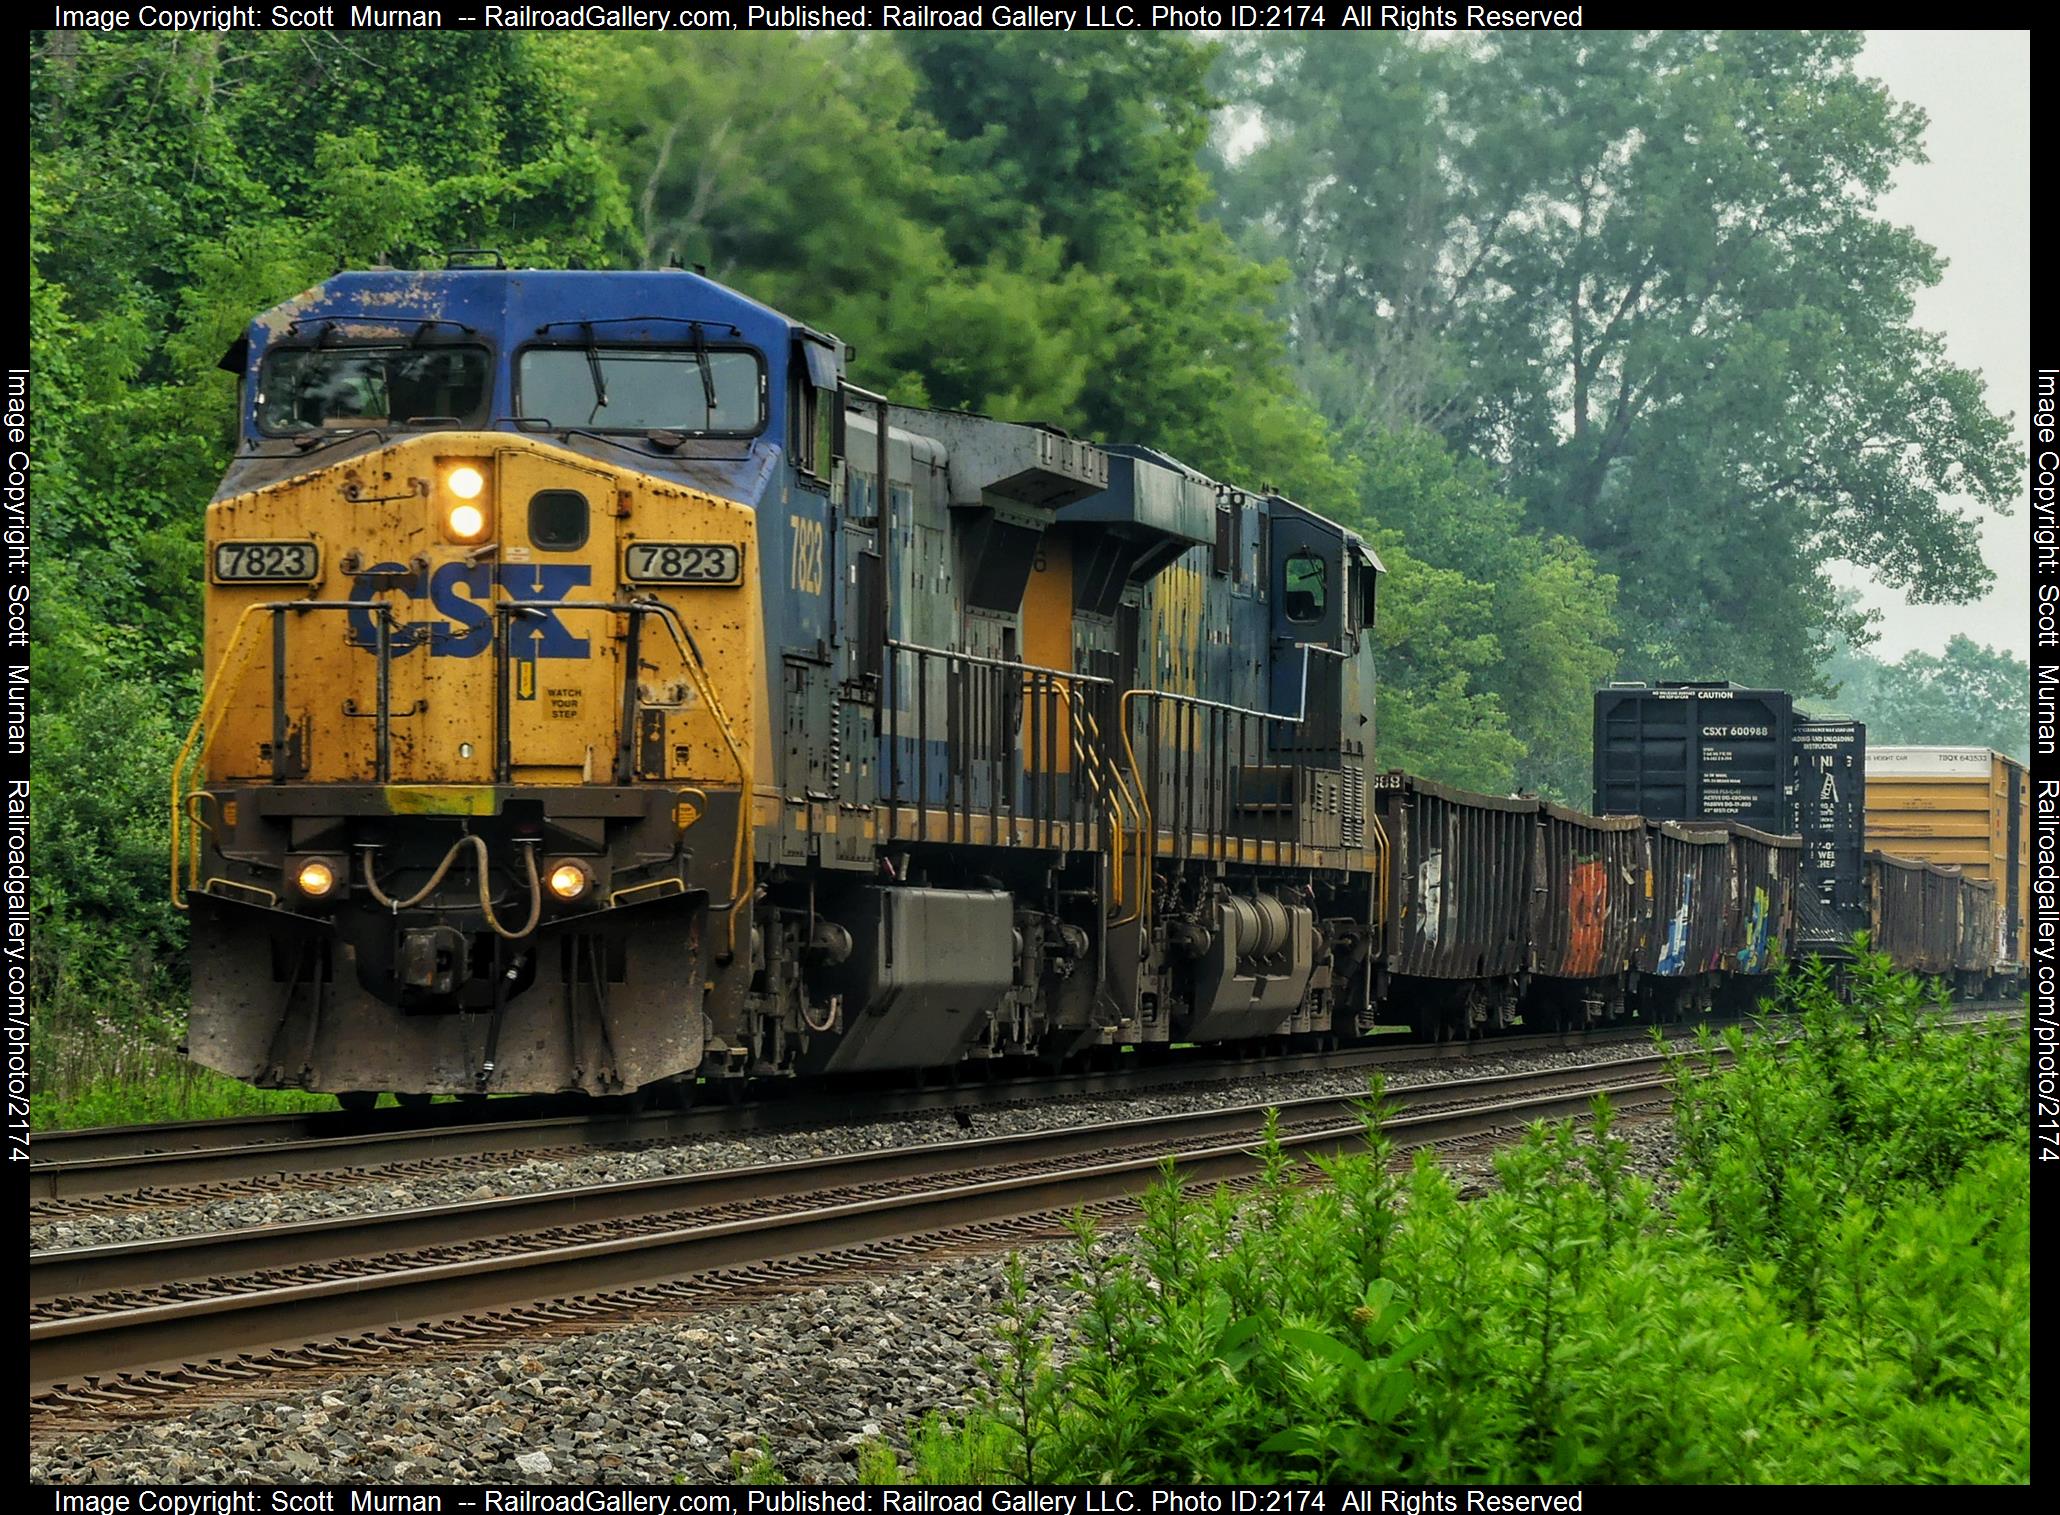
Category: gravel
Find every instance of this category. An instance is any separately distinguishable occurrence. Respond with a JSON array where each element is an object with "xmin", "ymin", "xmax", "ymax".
[
  {"xmin": 31, "ymin": 1242, "xmax": 1092, "ymax": 1485},
  {"xmin": 31, "ymin": 1116, "xmax": 1686, "ymax": 1486},
  {"xmin": 1436, "ymin": 1111, "xmax": 1682, "ymax": 1198},
  {"xmin": 32, "ymin": 1039, "xmax": 1683, "ymax": 1253}
]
